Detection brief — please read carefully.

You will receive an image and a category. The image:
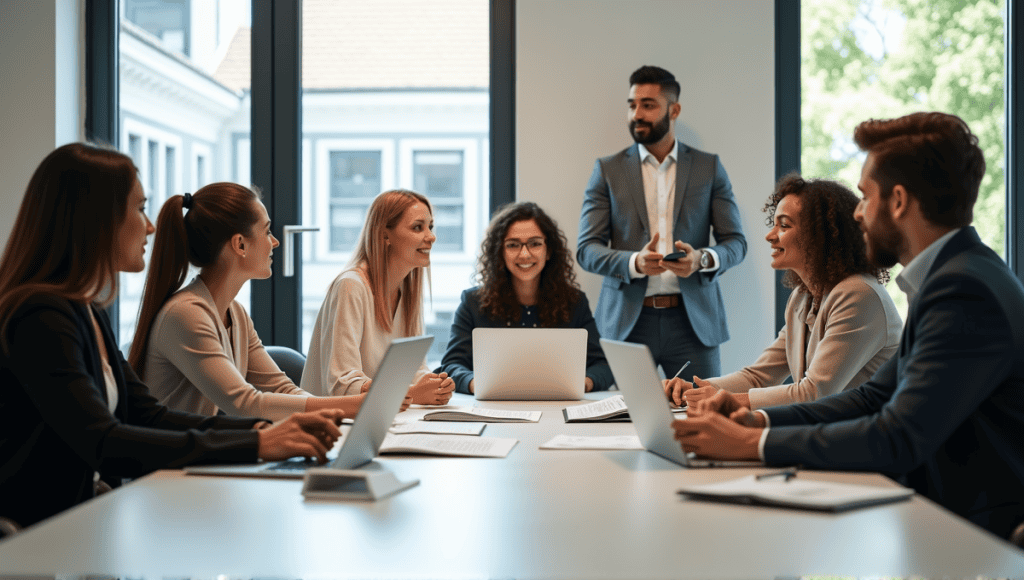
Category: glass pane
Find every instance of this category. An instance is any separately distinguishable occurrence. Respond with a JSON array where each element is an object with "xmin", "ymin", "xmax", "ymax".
[
  {"xmin": 118, "ymin": 0, "xmax": 252, "ymax": 352},
  {"xmin": 301, "ymin": 0, "xmax": 489, "ymax": 365},
  {"xmin": 801, "ymin": 0, "xmax": 1006, "ymax": 320}
]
